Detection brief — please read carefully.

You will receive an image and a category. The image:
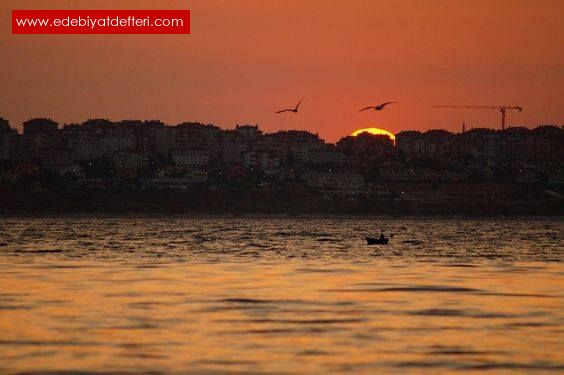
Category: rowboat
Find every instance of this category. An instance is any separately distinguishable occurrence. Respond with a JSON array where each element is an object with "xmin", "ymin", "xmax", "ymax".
[{"xmin": 366, "ymin": 236, "xmax": 389, "ymax": 245}]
